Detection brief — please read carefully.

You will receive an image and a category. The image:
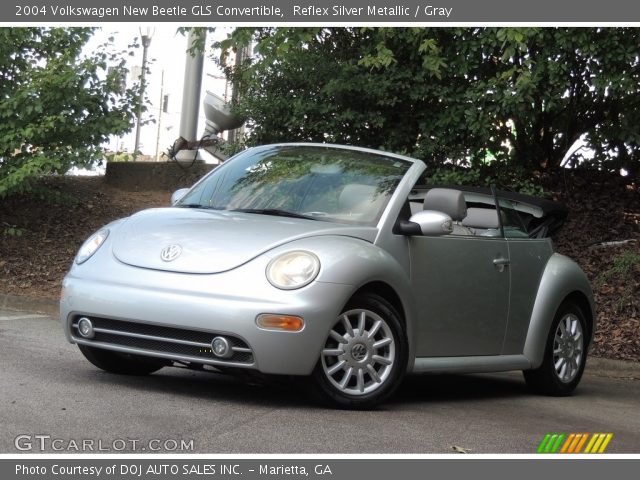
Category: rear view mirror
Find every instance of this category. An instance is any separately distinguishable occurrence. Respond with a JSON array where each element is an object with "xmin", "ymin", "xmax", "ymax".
[
  {"xmin": 170, "ymin": 188, "xmax": 190, "ymax": 205},
  {"xmin": 408, "ymin": 210, "xmax": 453, "ymax": 236}
]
